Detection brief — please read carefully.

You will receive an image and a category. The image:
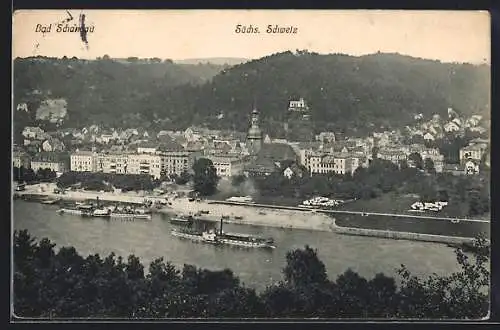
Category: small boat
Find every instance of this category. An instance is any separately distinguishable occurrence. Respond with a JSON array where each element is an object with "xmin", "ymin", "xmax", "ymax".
[
  {"xmin": 57, "ymin": 204, "xmax": 93, "ymax": 216},
  {"xmin": 42, "ymin": 198, "xmax": 61, "ymax": 205},
  {"xmin": 92, "ymin": 208, "xmax": 111, "ymax": 217},
  {"xmin": 234, "ymin": 216, "xmax": 244, "ymax": 220},
  {"xmin": 170, "ymin": 215, "xmax": 195, "ymax": 225},
  {"xmin": 134, "ymin": 207, "xmax": 151, "ymax": 215}
]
